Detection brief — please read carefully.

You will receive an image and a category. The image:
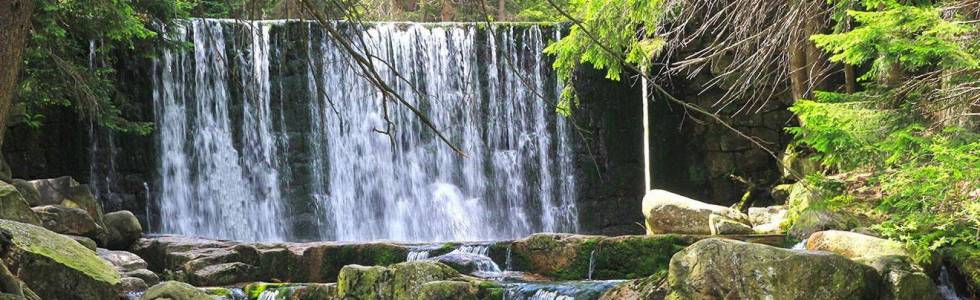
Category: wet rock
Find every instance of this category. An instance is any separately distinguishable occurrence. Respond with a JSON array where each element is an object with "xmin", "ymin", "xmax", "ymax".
[
  {"xmin": 806, "ymin": 231, "xmax": 941, "ymax": 299},
  {"xmin": 31, "ymin": 205, "xmax": 106, "ymax": 242},
  {"xmin": 300, "ymin": 242, "xmax": 409, "ymax": 282},
  {"xmin": 116, "ymin": 277, "xmax": 148, "ymax": 297},
  {"xmin": 123, "ymin": 269, "xmax": 160, "ymax": 286},
  {"xmin": 64, "ymin": 234, "xmax": 97, "ymax": 251},
  {"xmin": 599, "ymin": 275, "xmax": 667, "ymax": 300},
  {"xmin": 104, "ymin": 210, "xmax": 143, "ymax": 250},
  {"xmin": 667, "ymin": 238, "xmax": 881, "ymax": 299},
  {"xmin": 140, "ymin": 281, "xmax": 210, "ymax": 300},
  {"xmin": 418, "ymin": 281, "xmax": 479, "ymax": 300},
  {"xmin": 290, "ymin": 283, "xmax": 338, "ymax": 300},
  {"xmin": 336, "ymin": 261, "xmax": 465, "ymax": 300},
  {"xmin": 0, "ymin": 219, "xmax": 120, "ymax": 300},
  {"xmin": 0, "ymin": 181, "xmax": 40, "ymax": 225},
  {"xmin": 748, "ymin": 205, "xmax": 787, "ymax": 234},
  {"xmin": 642, "ymin": 189, "xmax": 752, "ymax": 235},
  {"xmin": 509, "ymin": 233, "xmax": 697, "ymax": 280},
  {"xmin": 188, "ymin": 262, "xmax": 257, "ymax": 286},
  {"xmin": 97, "ymin": 249, "xmax": 149, "ymax": 277},
  {"xmin": 432, "ymin": 252, "xmax": 499, "ymax": 274}
]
